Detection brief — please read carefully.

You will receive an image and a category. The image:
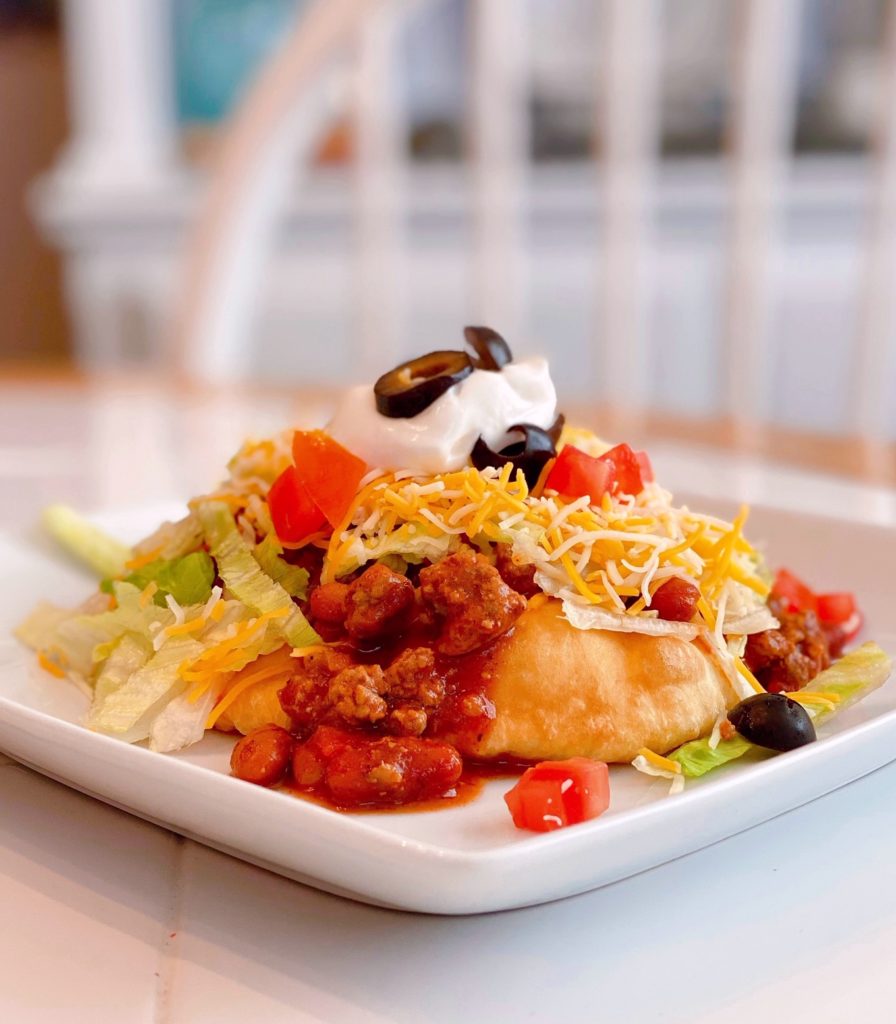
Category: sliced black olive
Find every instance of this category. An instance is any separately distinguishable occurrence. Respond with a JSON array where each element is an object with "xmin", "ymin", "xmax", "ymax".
[
  {"xmin": 546, "ymin": 413, "xmax": 565, "ymax": 445},
  {"xmin": 727, "ymin": 693, "xmax": 816, "ymax": 752},
  {"xmin": 471, "ymin": 423, "xmax": 557, "ymax": 487},
  {"xmin": 374, "ymin": 350, "xmax": 473, "ymax": 418},
  {"xmin": 463, "ymin": 326, "xmax": 513, "ymax": 371}
]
